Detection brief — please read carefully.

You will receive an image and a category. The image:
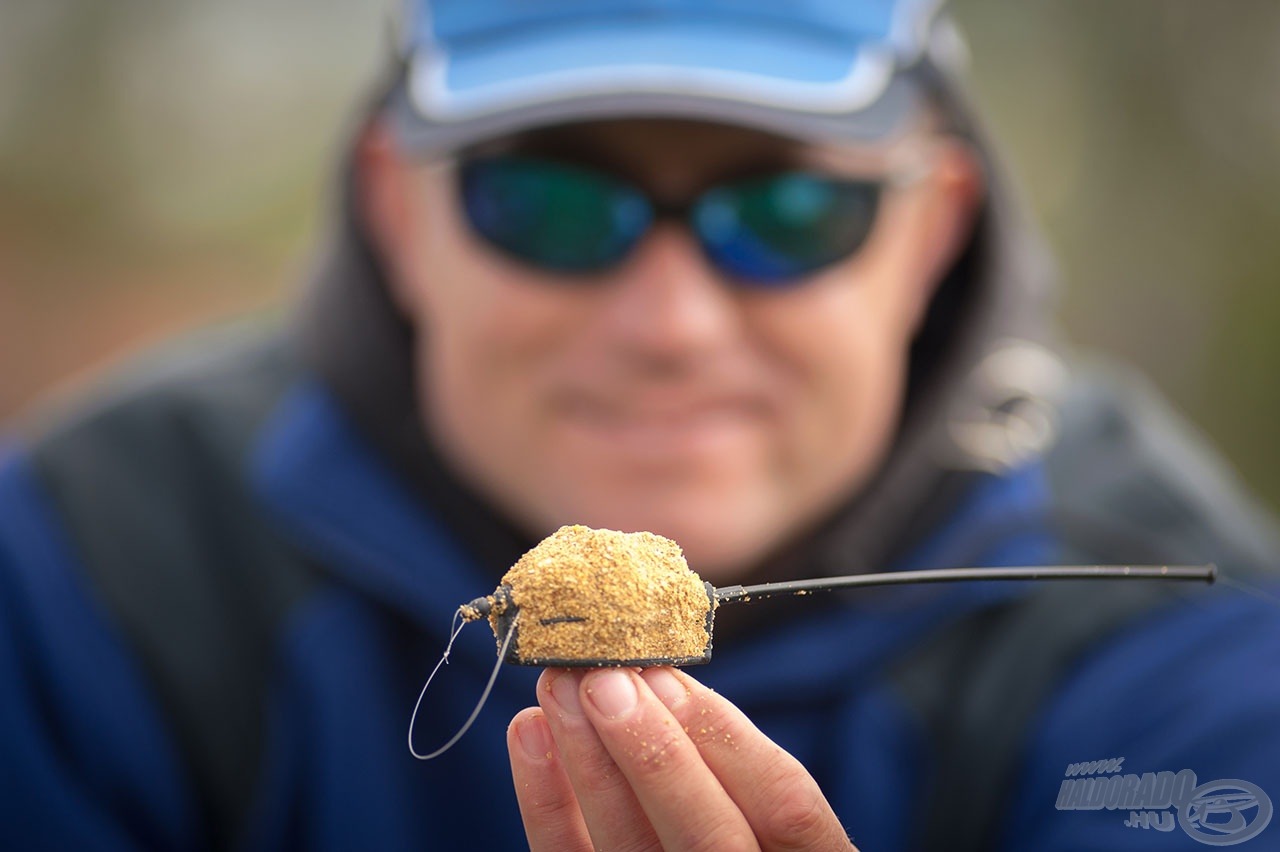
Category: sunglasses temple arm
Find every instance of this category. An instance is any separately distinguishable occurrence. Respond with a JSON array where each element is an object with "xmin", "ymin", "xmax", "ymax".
[{"xmin": 712, "ymin": 564, "xmax": 1217, "ymax": 606}]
